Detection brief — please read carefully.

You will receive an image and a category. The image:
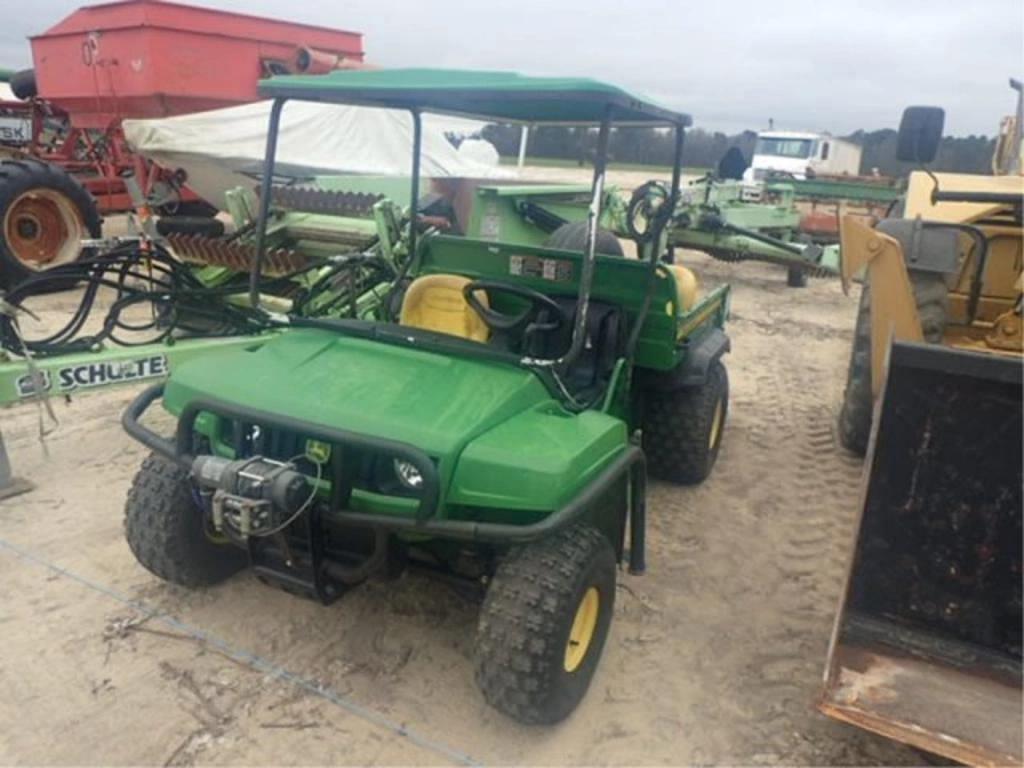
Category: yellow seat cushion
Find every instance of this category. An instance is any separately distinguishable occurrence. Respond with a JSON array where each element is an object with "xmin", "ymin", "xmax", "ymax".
[
  {"xmin": 399, "ymin": 274, "xmax": 490, "ymax": 342},
  {"xmin": 664, "ymin": 264, "xmax": 699, "ymax": 312}
]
